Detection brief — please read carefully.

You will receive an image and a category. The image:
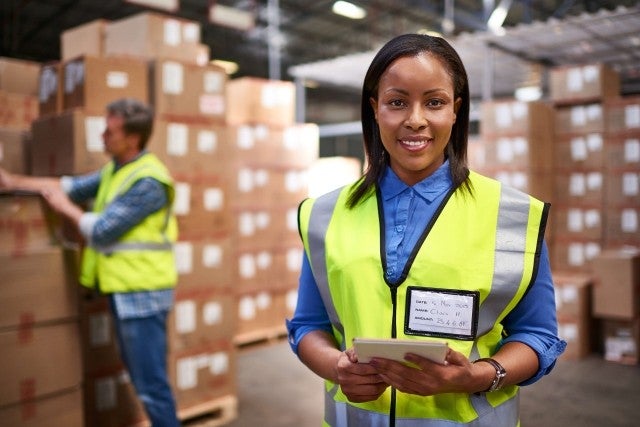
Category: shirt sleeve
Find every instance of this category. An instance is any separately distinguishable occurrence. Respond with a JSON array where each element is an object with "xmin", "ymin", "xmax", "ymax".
[
  {"xmin": 500, "ymin": 241, "xmax": 568, "ymax": 385},
  {"xmin": 86, "ymin": 177, "xmax": 169, "ymax": 247},
  {"xmin": 285, "ymin": 251, "xmax": 333, "ymax": 357}
]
